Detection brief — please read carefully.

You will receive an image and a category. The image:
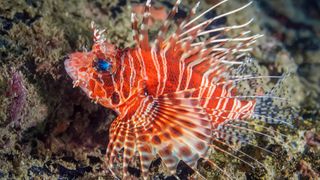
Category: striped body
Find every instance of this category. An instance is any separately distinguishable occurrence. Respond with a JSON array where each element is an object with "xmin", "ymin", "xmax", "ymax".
[
  {"xmin": 104, "ymin": 48, "xmax": 256, "ymax": 178},
  {"xmin": 64, "ymin": 0, "xmax": 292, "ymax": 179},
  {"xmin": 112, "ymin": 48, "xmax": 255, "ymax": 120}
]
